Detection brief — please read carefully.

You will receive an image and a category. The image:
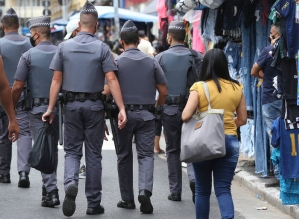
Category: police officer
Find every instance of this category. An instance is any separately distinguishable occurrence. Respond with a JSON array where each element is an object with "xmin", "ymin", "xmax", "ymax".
[
  {"xmin": 0, "ymin": 57, "xmax": 19, "ymax": 144},
  {"xmin": 155, "ymin": 21, "xmax": 203, "ymax": 202},
  {"xmin": 0, "ymin": 8, "xmax": 32, "ymax": 185},
  {"xmin": 42, "ymin": 1, "xmax": 127, "ymax": 217},
  {"xmin": 114, "ymin": 20, "xmax": 167, "ymax": 214},
  {"xmin": 11, "ymin": 16, "xmax": 60, "ymax": 208}
]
